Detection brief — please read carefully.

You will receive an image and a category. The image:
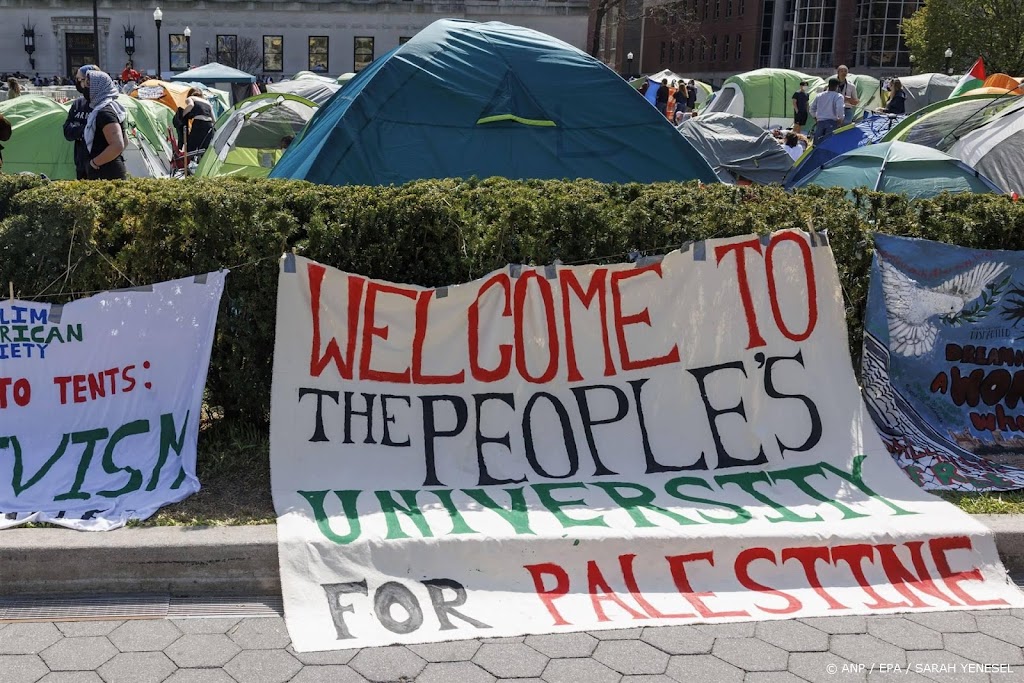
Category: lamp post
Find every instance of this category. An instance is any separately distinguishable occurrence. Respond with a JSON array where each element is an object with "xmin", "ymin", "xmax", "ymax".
[
  {"xmin": 22, "ymin": 25, "xmax": 35, "ymax": 70},
  {"xmin": 205, "ymin": 41, "xmax": 210, "ymax": 65},
  {"xmin": 184, "ymin": 26, "xmax": 191, "ymax": 69},
  {"xmin": 945, "ymin": 47, "xmax": 953, "ymax": 76},
  {"xmin": 627, "ymin": 51, "xmax": 634, "ymax": 78},
  {"xmin": 93, "ymin": 0, "xmax": 100, "ymax": 67},
  {"xmin": 124, "ymin": 25, "xmax": 135, "ymax": 60},
  {"xmin": 153, "ymin": 7, "xmax": 163, "ymax": 78}
]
